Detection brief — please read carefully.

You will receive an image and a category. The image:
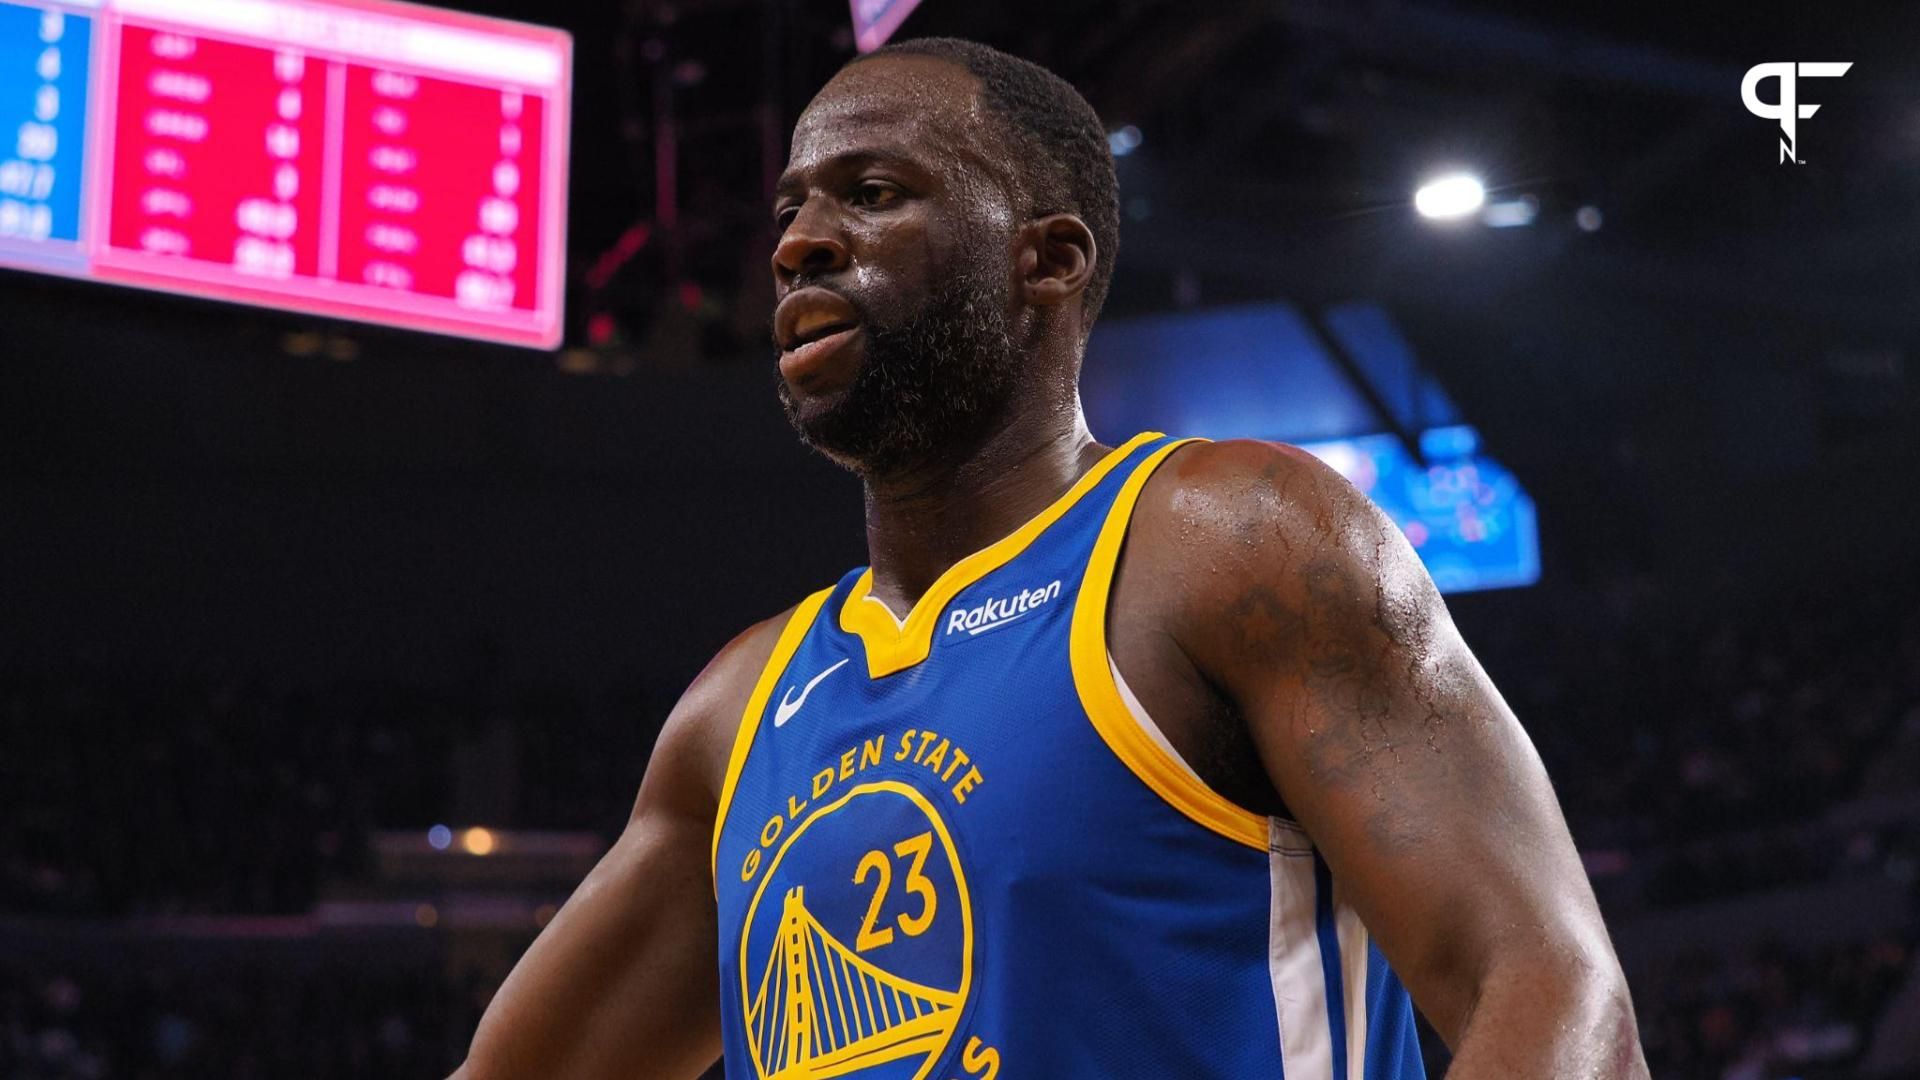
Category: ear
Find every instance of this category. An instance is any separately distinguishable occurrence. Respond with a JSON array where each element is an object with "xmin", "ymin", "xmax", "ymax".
[{"xmin": 1017, "ymin": 213, "xmax": 1097, "ymax": 311}]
